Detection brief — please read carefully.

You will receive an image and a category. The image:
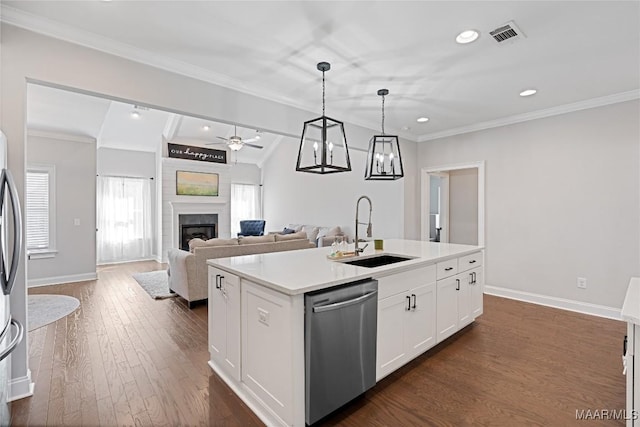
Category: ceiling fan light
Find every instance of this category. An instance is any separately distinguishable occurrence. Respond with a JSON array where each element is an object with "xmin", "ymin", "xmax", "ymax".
[{"xmin": 229, "ymin": 143, "xmax": 243, "ymax": 151}]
